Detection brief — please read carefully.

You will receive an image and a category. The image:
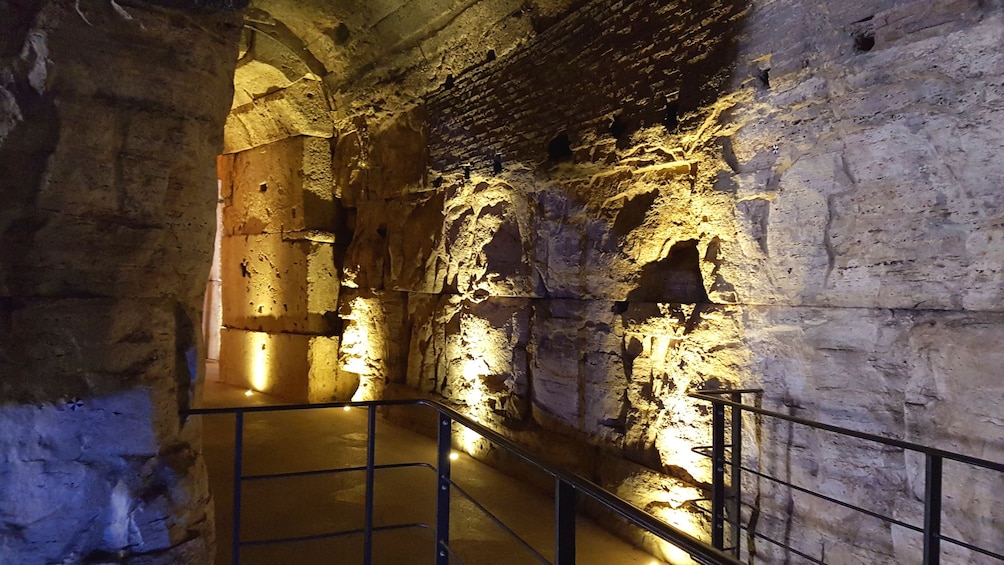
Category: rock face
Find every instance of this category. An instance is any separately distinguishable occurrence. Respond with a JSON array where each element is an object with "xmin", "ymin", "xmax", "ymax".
[
  {"xmin": 11, "ymin": 0, "xmax": 998, "ymax": 562},
  {"xmin": 0, "ymin": 0, "xmax": 242, "ymax": 562},
  {"xmin": 312, "ymin": 0, "xmax": 1004, "ymax": 563}
]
